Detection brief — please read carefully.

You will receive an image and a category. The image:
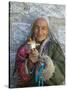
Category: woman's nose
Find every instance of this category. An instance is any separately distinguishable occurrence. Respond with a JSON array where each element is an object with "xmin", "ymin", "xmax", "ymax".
[{"xmin": 38, "ymin": 28, "xmax": 42, "ymax": 34}]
